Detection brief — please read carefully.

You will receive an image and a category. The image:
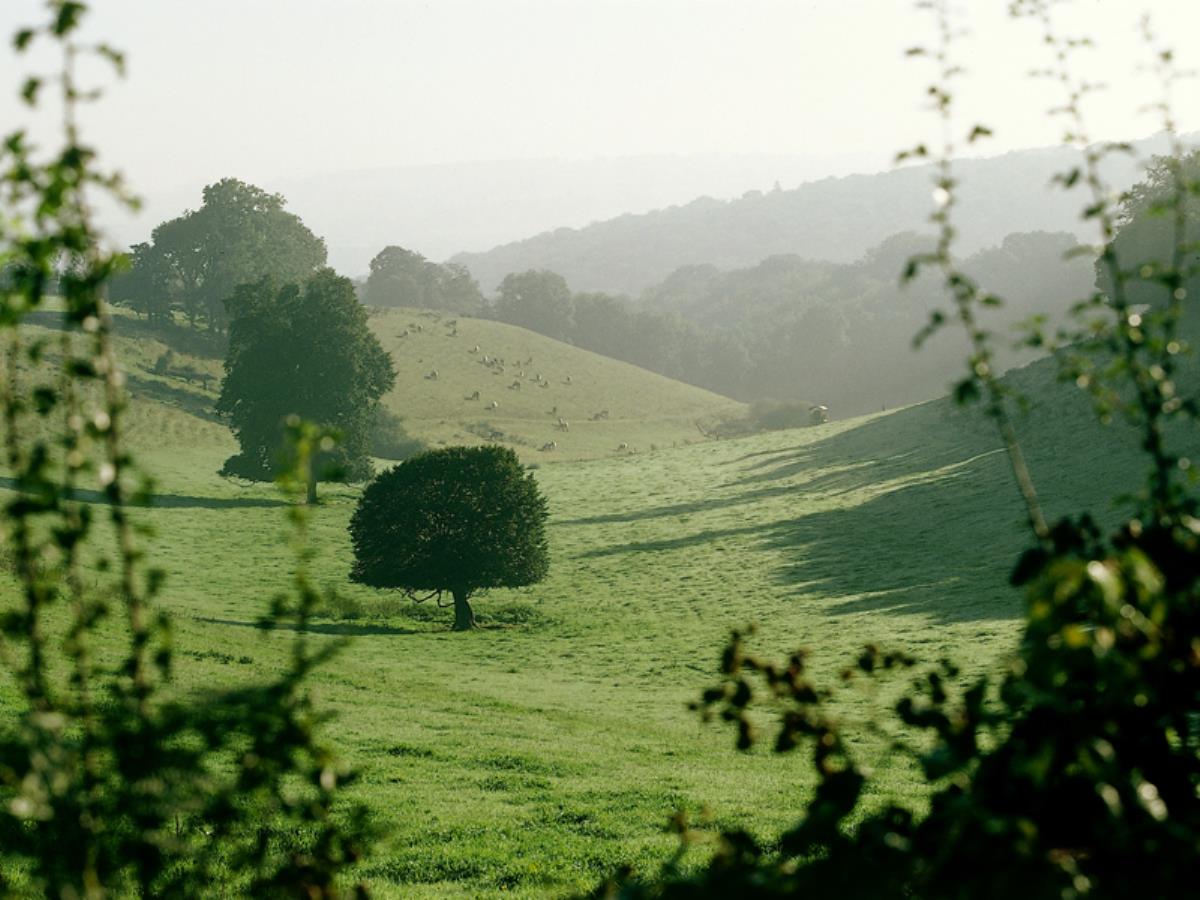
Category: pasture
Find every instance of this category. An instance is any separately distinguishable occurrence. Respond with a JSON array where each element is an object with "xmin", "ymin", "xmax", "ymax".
[{"xmin": 1, "ymin": 312, "xmax": 1175, "ymax": 897}]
